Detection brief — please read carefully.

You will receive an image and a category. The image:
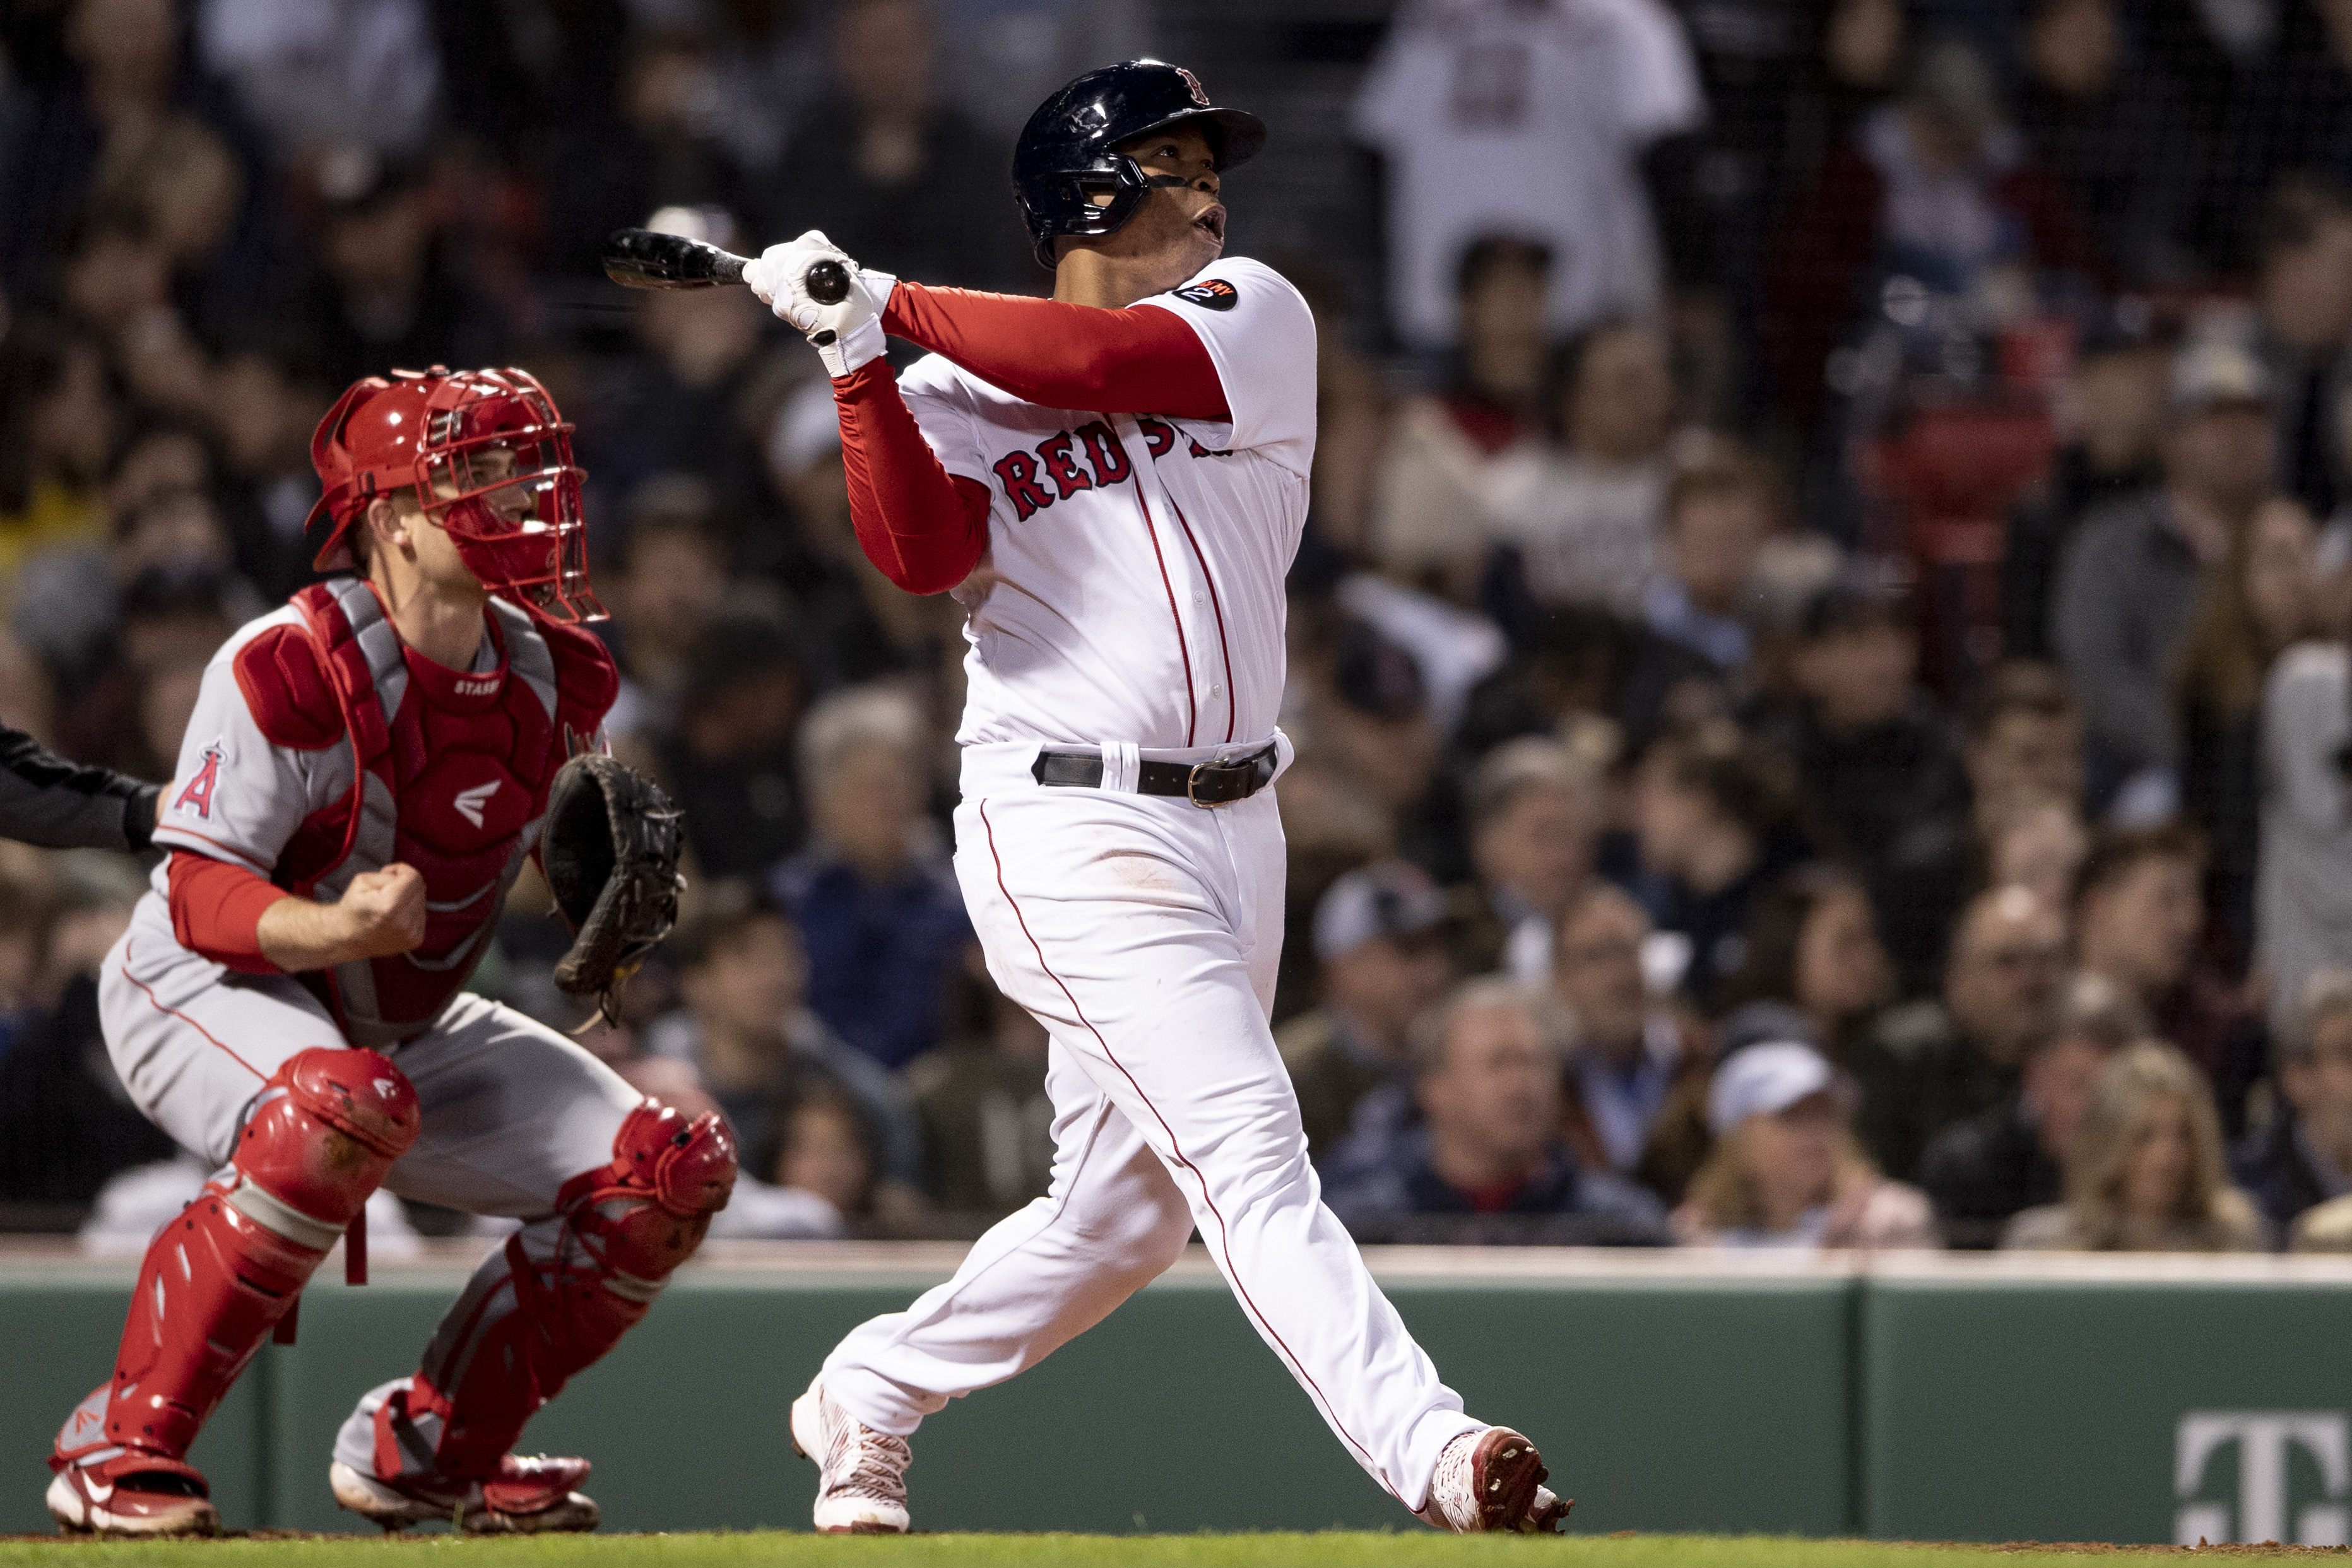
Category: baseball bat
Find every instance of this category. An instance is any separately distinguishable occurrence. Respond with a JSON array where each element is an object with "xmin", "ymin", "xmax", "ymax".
[{"xmin": 602, "ymin": 228, "xmax": 851, "ymax": 308}]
